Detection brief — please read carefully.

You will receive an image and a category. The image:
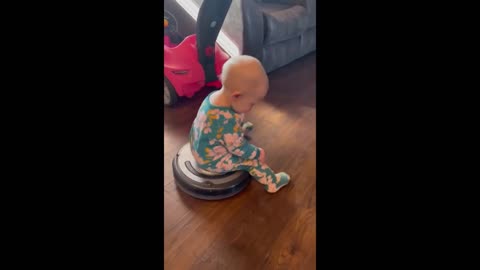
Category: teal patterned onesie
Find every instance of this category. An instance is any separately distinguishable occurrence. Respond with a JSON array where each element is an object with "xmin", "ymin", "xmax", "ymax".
[{"xmin": 189, "ymin": 92, "xmax": 290, "ymax": 193}]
